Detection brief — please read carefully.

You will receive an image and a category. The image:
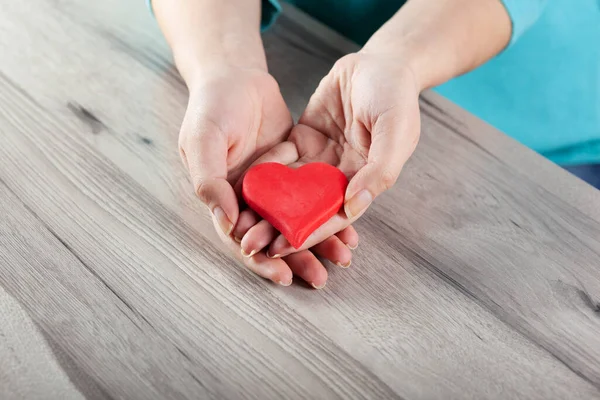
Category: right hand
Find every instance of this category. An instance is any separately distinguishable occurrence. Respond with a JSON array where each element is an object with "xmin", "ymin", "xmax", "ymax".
[
  {"xmin": 179, "ymin": 66, "xmax": 358, "ymax": 287},
  {"xmin": 179, "ymin": 65, "xmax": 293, "ymax": 236}
]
